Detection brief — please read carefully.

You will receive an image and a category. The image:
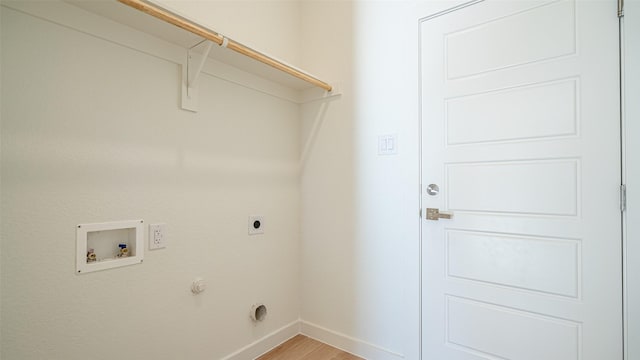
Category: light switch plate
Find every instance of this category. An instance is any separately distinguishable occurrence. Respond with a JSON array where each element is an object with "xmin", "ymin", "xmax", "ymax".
[
  {"xmin": 378, "ymin": 134, "xmax": 398, "ymax": 155},
  {"xmin": 149, "ymin": 223, "xmax": 167, "ymax": 249}
]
